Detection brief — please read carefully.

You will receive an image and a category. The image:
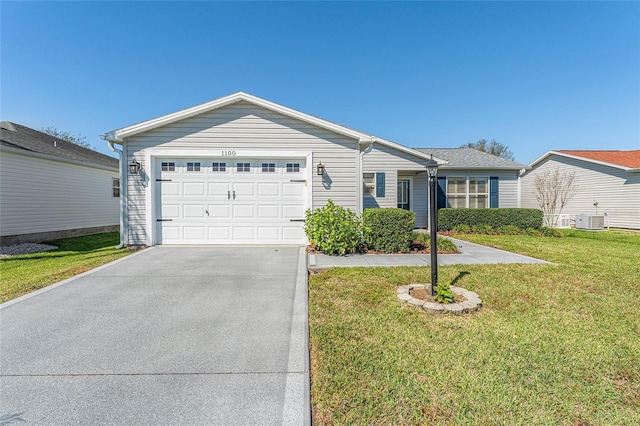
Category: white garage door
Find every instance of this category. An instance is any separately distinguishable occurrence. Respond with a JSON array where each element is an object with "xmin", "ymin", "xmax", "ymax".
[{"xmin": 155, "ymin": 158, "xmax": 307, "ymax": 244}]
